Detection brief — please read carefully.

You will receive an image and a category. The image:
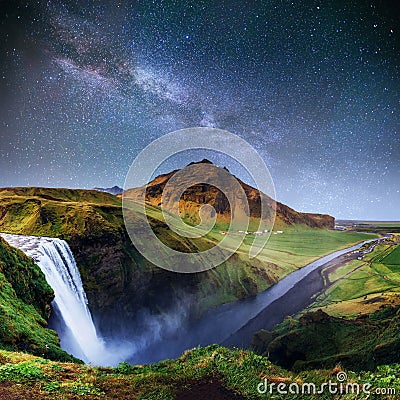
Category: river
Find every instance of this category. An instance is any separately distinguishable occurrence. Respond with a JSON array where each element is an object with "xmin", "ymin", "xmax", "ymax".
[{"xmin": 130, "ymin": 237, "xmax": 380, "ymax": 363}]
